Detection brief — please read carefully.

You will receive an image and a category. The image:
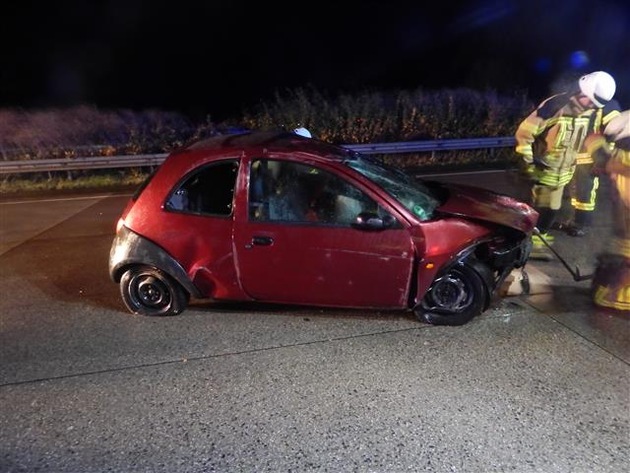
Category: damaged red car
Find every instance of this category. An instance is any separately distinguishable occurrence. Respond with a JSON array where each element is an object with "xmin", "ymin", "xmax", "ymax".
[{"xmin": 109, "ymin": 131, "xmax": 538, "ymax": 325}]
